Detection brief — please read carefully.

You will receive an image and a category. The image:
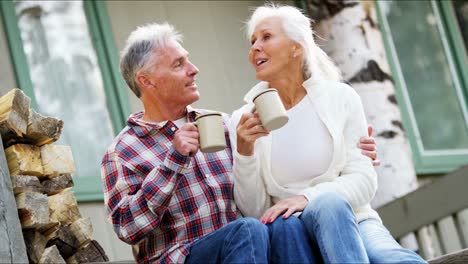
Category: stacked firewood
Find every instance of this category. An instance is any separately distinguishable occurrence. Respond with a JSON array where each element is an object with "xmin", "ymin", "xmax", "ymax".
[{"xmin": 0, "ymin": 89, "xmax": 108, "ymax": 263}]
